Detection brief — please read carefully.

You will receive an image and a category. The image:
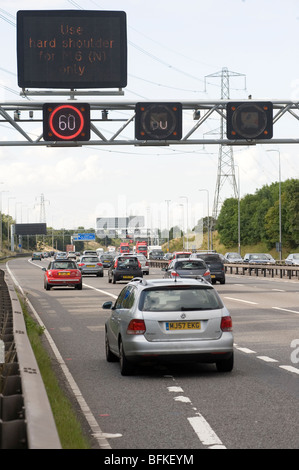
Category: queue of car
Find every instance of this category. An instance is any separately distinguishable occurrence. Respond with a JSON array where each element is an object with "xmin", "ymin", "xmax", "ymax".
[
  {"xmin": 32, "ymin": 247, "xmax": 299, "ymax": 295},
  {"xmin": 31, "ymin": 244, "xmax": 299, "ymax": 377}
]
